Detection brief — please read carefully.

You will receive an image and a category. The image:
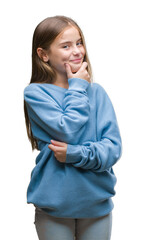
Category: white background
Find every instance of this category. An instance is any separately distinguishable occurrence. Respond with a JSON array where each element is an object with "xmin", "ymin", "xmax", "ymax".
[{"xmin": 0, "ymin": 0, "xmax": 146, "ymax": 239}]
